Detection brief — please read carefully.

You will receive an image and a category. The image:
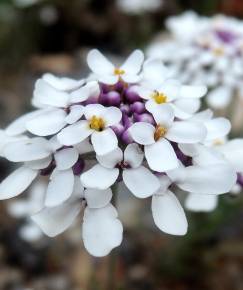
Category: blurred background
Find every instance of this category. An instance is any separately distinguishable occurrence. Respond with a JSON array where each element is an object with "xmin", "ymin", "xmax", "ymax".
[{"xmin": 1, "ymin": 0, "xmax": 243, "ymax": 289}]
